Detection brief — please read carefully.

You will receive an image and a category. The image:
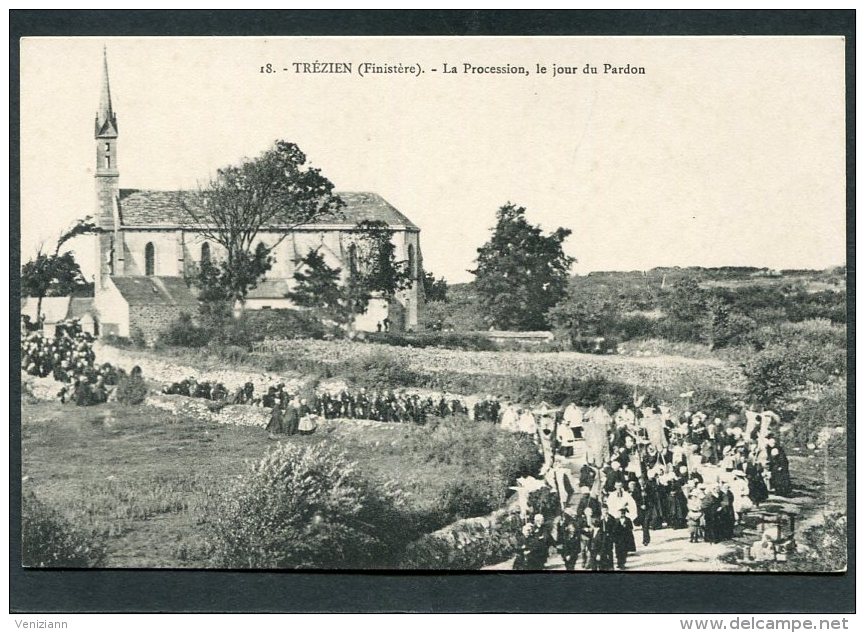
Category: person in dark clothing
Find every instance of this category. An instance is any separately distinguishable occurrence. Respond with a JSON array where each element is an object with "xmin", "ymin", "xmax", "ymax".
[
  {"xmin": 614, "ymin": 508, "xmax": 637, "ymax": 570},
  {"xmin": 746, "ymin": 459, "xmax": 770, "ymax": 505},
  {"xmin": 557, "ymin": 518, "xmax": 581, "ymax": 571},
  {"xmin": 575, "ymin": 487, "xmax": 602, "ymax": 520},
  {"xmin": 579, "ymin": 463, "xmax": 597, "ymax": 490},
  {"xmin": 717, "ymin": 484, "xmax": 736, "ymax": 541},
  {"xmin": 638, "ymin": 474, "xmax": 664, "ymax": 532},
  {"xmin": 629, "ymin": 479, "xmax": 650, "ymax": 546},
  {"xmin": 266, "ymin": 405, "xmax": 282, "ymax": 434},
  {"xmin": 578, "ymin": 508, "xmax": 596, "ymax": 569},
  {"xmin": 701, "ymin": 487, "xmax": 721, "ymax": 543},
  {"xmin": 594, "ymin": 507, "xmax": 618, "ymax": 571},
  {"xmin": 587, "ymin": 516, "xmax": 613, "ymax": 571},
  {"xmin": 514, "ymin": 514, "xmax": 553, "ymax": 571},
  {"xmin": 767, "ymin": 438, "xmax": 793, "ymax": 496}
]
